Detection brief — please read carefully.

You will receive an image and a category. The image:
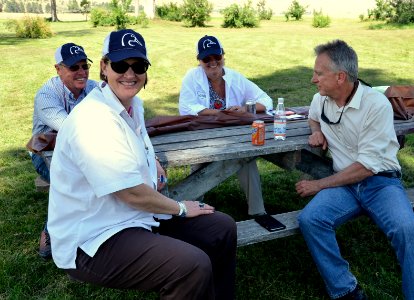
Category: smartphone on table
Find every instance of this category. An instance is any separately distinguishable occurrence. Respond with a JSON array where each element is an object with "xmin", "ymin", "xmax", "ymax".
[{"xmin": 254, "ymin": 214, "xmax": 286, "ymax": 232}]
